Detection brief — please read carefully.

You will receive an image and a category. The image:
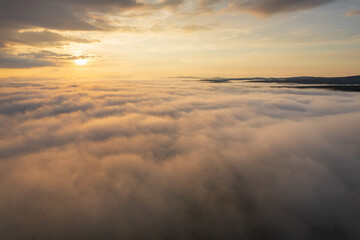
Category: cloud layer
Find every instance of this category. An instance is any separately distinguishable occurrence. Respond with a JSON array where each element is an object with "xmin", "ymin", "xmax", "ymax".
[{"xmin": 0, "ymin": 78, "xmax": 359, "ymax": 239}]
